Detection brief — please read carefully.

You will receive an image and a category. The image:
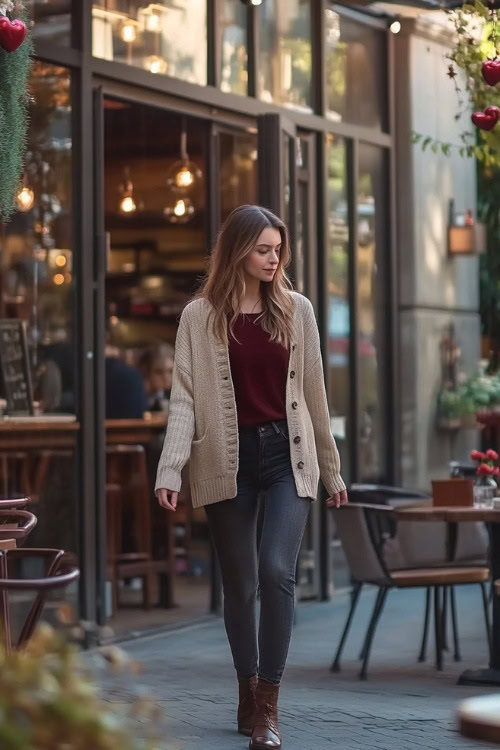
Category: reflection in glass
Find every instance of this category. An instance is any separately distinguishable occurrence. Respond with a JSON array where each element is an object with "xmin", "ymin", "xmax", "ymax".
[
  {"xmin": 326, "ymin": 134, "xmax": 350, "ymax": 480},
  {"xmin": 1, "ymin": 62, "xmax": 73, "ymax": 416},
  {"xmin": 259, "ymin": 0, "xmax": 312, "ymax": 112},
  {"xmin": 92, "ymin": 1, "xmax": 207, "ymax": 86},
  {"xmin": 0, "ymin": 62, "xmax": 77, "ymax": 616},
  {"xmin": 325, "ymin": 8, "xmax": 387, "ymax": 131},
  {"xmin": 357, "ymin": 144, "xmax": 388, "ymax": 482},
  {"xmin": 219, "ymin": 132, "xmax": 257, "ymax": 222},
  {"xmin": 218, "ymin": 0, "xmax": 248, "ymax": 96},
  {"xmin": 27, "ymin": 0, "xmax": 72, "ymax": 46}
]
